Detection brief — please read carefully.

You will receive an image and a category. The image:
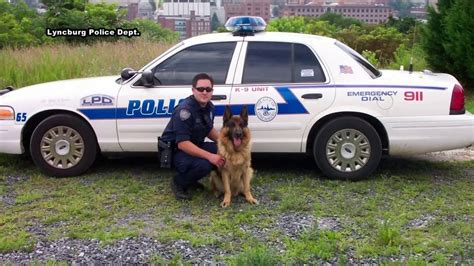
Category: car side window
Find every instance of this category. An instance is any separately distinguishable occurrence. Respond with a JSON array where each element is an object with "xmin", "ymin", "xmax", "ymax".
[
  {"xmin": 243, "ymin": 42, "xmax": 292, "ymax": 84},
  {"xmin": 153, "ymin": 42, "xmax": 236, "ymax": 85},
  {"xmin": 242, "ymin": 42, "xmax": 326, "ymax": 84},
  {"xmin": 294, "ymin": 43, "xmax": 326, "ymax": 83}
]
